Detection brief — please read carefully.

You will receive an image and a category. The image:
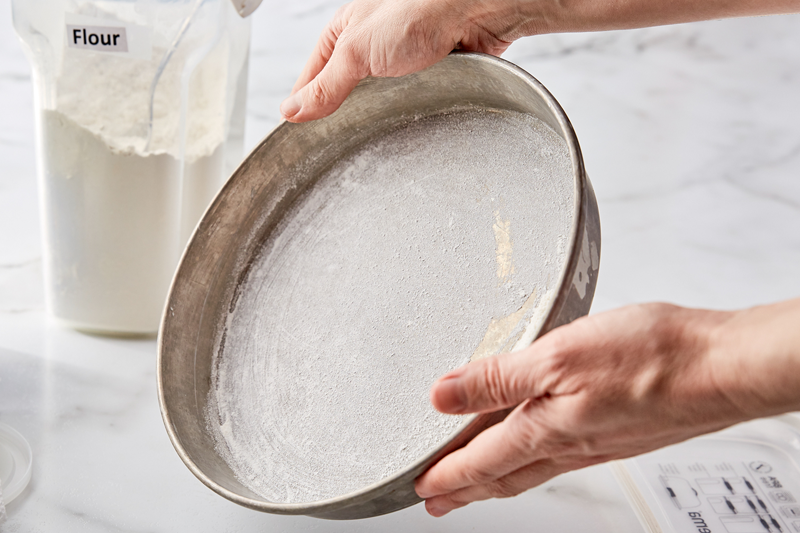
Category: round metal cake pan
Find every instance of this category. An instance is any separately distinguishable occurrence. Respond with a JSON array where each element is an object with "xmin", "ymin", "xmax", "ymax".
[{"xmin": 157, "ymin": 51, "xmax": 601, "ymax": 520}]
